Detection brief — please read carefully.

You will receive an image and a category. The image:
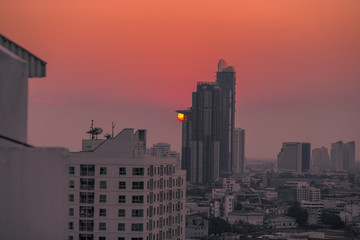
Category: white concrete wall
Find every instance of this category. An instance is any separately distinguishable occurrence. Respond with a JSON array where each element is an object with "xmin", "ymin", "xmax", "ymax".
[
  {"xmin": 0, "ymin": 46, "xmax": 28, "ymax": 143},
  {"xmin": 0, "ymin": 146, "xmax": 69, "ymax": 240}
]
